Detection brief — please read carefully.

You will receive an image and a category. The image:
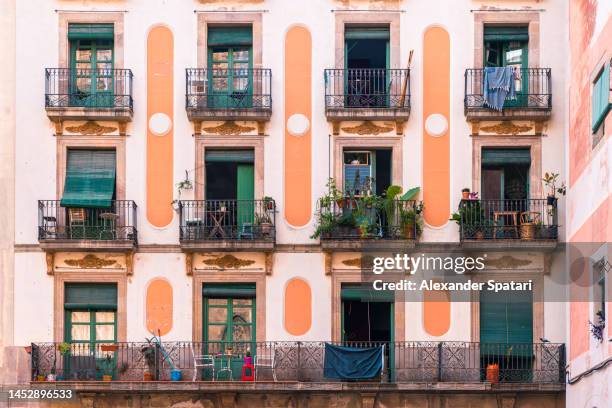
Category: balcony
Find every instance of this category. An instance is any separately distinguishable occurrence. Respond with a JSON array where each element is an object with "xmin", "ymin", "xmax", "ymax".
[
  {"xmin": 179, "ymin": 199, "xmax": 276, "ymax": 251},
  {"xmin": 457, "ymin": 199, "xmax": 558, "ymax": 250},
  {"xmin": 464, "ymin": 68, "xmax": 552, "ymax": 122},
  {"xmin": 45, "ymin": 68, "xmax": 134, "ymax": 123},
  {"xmin": 315, "ymin": 197, "xmax": 419, "ymax": 251},
  {"xmin": 38, "ymin": 200, "xmax": 137, "ymax": 252},
  {"xmin": 30, "ymin": 341, "xmax": 565, "ymax": 389},
  {"xmin": 185, "ymin": 68, "xmax": 272, "ymax": 127},
  {"xmin": 324, "ymin": 69, "xmax": 411, "ymax": 131}
]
